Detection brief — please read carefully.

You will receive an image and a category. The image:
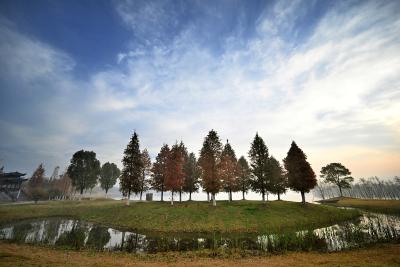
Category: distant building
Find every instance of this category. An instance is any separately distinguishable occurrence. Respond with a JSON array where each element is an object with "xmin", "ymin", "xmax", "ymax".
[{"xmin": 0, "ymin": 171, "xmax": 28, "ymax": 201}]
